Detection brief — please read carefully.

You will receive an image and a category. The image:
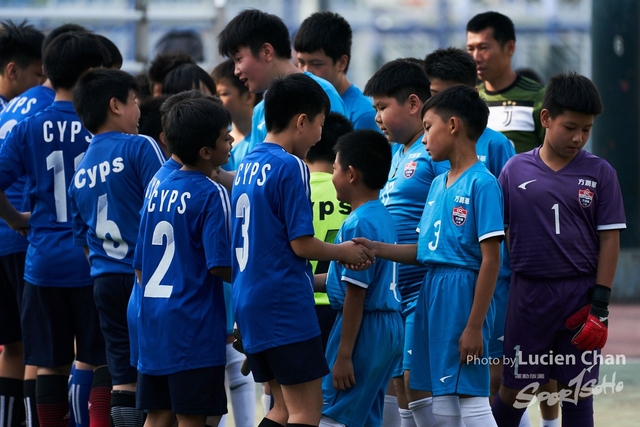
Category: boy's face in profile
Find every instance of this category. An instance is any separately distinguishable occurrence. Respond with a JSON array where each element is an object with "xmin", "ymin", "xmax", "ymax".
[
  {"xmin": 466, "ymin": 28, "xmax": 513, "ymax": 84},
  {"xmin": 293, "ymin": 112, "xmax": 325, "ymax": 159},
  {"xmin": 13, "ymin": 60, "xmax": 45, "ymax": 96},
  {"xmin": 422, "ymin": 108, "xmax": 452, "ymax": 162},
  {"xmin": 541, "ymin": 109, "xmax": 594, "ymax": 161},
  {"xmin": 429, "ymin": 77, "xmax": 458, "ymax": 97},
  {"xmin": 296, "ymin": 50, "xmax": 341, "ymax": 88},
  {"xmin": 215, "ymin": 78, "xmax": 243, "ymax": 117},
  {"xmin": 232, "ymin": 46, "xmax": 270, "ymax": 94},
  {"xmin": 210, "ymin": 126, "xmax": 234, "ymax": 167},
  {"xmin": 331, "ymin": 151, "xmax": 350, "ymax": 203},
  {"xmin": 121, "ymin": 89, "xmax": 141, "ymax": 135},
  {"xmin": 372, "ymin": 95, "xmax": 413, "ymax": 144}
]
